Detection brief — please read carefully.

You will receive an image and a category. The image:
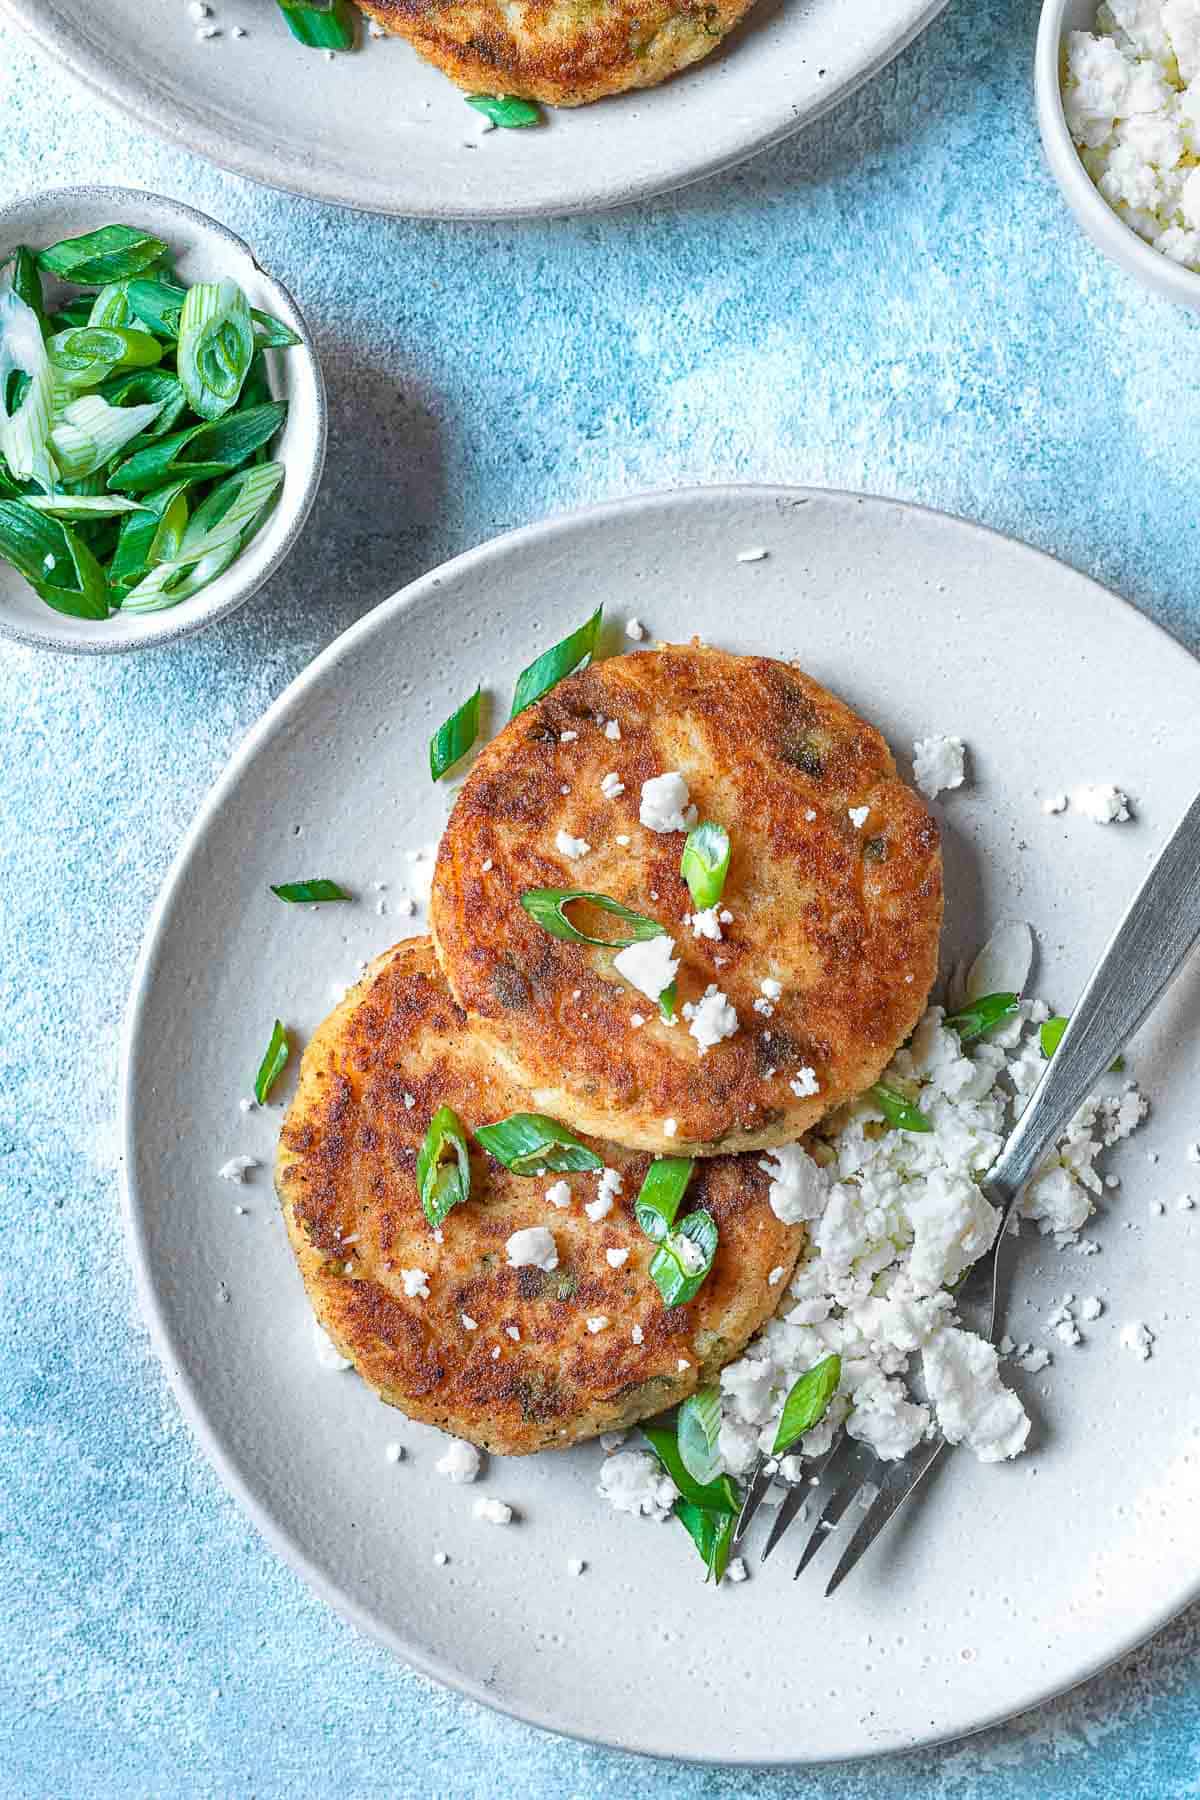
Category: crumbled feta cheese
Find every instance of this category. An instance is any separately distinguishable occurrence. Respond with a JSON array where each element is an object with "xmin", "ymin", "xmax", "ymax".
[
  {"xmin": 432, "ymin": 1550, "xmax": 448, "ymax": 1566},
  {"xmin": 639, "ymin": 772, "xmax": 698, "ymax": 834},
  {"xmin": 600, "ymin": 1431, "xmax": 627, "ymax": 1452},
  {"xmin": 586, "ymin": 1167, "xmax": 623, "ymax": 1223},
  {"xmin": 758, "ymin": 1143, "xmax": 827, "ymax": 1223},
  {"xmin": 625, "ymin": 618, "xmax": 646, "ymax": 641},
  {"xmin": 683, "ymin": 984, "xmax": 739, "ymax": 1053},
  {"xmin": 691, "ymin": 906, "xmax": 723, "ymax": 941},
  {"xmin": 726, "ymin": 1557, "xmax": 749, "ymax": 1582},
  {"xmin": 606, "ymin": 1247, "xmax": 630, "ymax": 1268},
  {"xmin": 605, "ymin": 719, "xmax": 621, "ymax": 741},
  {"xmin": 848, "ymin": 805, "xmax": 871, "ymax": 829},
  {"xmin": 555, "ymin": 829, "xmax": 591, "ymax": 860},
  {"xmin": 923, "ymin": 1330, "xmax": 1030, "ymax": 1461},
  {"xmin": 384, "ymin": 1441, "xmax": 404, "ymax": 1463},
  {"xmin": 1071, "ymin": 783, "xmax": 1131, "ymax": 823},
  {"xmin": 761, "ymin": 977, "xmax": 783, "ymax": 1001},
  {"xmin": 472, "ymin": 1497, "xmax": 513, "ymax": 1525},
  {"xmin": 567, "ymin": 1556, "xmax": 586, "ymax": 1576},
  {"xmin": 312, "ymin": 1320, "xmax": 351, "ymax": 1370},
  {"xmin": 217, "ymin": 1155, "xmax": 257, "ymax": 1183},
  {"xmin": 400, "ymin": 1267, "xmax": 431, "ymax": 1299},
  {"xmin": 630, "ymin": 1012, "xmax": 646, "ymax": 1028},
  {"xmin": 545, "ymin": 1180, "xmax": 572, "ymax": 1209},
  {"xmin": 736, "ymin": 547, "xmax": 768, "ymax": 562},
  {"xmin": 912, "ymin": 734, "xmax": 967, "ymax": 800},
  {"xmin": 768, "ymin": 1265, "xmax": 785, "ymax": 1285},
  {"xmin": 586, "ymin": 1315, "xmax": 610, "ymax": 1333},
  {"xmin": 461, "ymin": 1314, "xmax": 478, "ymax": 1331},
  {"xmin": 789, "ymin": 1066, "xmax": 820, "ymax": 1099},
  {"xmin": 631, "ymin": 1324, "xmax": 645, "ymax": 1344},
  {"xmin": 600, "ymin": 771, "xmax": 625, "ymax": 800},
  {"xmin": 560, "ymin": 729, "xmax": 578, "ymax": 743},
  {"xmin": 663, "ymin": 1118, "xmax": 678, "ymax": 1137},
  {"xmin": 505, "ymin": 1227, "xmax": 558, "ymax": 1271},
  {"xmin": 613, "ymin": 933, "xmax": 678, "ymax": 1002},
  {"xmin": 1019, "ymin": 1347, "xmax": 1051, "ymax": 1373},
  {"xmin": 598, "ymin": 1450, "xmax": 678, "ymax": 1520},
  {"xmin": 506, "ymin": 1325, "xmax": 520, "ymax": 1341},
  {"xmin": 753, "ymin": 997, "xmax": 775, "ymax": 1018},
  {"xmin": 436, "ymin": 1440, "xmax": 481, "ymax": 1483},
  {"xmin": 1120, "ymin": 1321, "xmax": 1155, "ymax": 1359},
  {"xmin": 1079, "ymin": 1295, "xmax": 1103, "ymax": 1320}
]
